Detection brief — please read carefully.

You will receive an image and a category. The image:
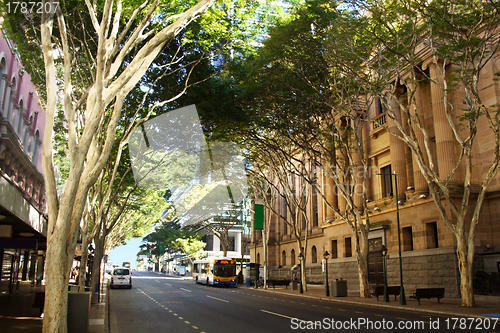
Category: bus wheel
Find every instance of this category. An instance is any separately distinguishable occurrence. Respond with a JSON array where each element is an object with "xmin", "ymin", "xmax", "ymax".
[
  {"xmin": 195, "ymin": 277, "xmax": 198, "ymax": 283},
  {"xmin": 206, "ymin": 278, "xmax": 209, "ymax": 286}
]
